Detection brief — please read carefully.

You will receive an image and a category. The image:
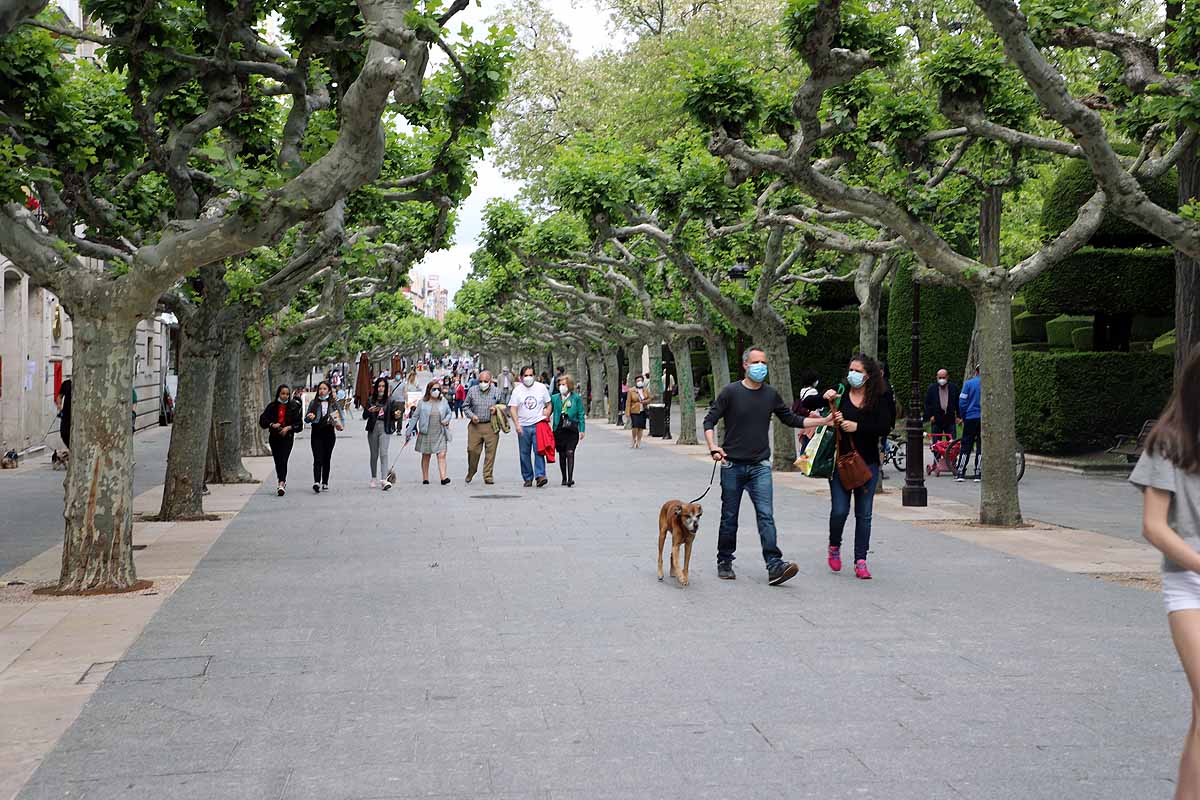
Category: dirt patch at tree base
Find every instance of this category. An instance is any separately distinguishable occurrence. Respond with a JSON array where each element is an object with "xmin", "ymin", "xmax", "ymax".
[
  {"xmin": 134, "ymin": 513, "xmax": 223, "ymax": 523},
  {"xmin": 33, "ymin": 579, "xmax": 155, "ymax": 597},
  {"xmin": 1090, "ymin": 573, "xmax": 1160, "ymax": 592}
]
